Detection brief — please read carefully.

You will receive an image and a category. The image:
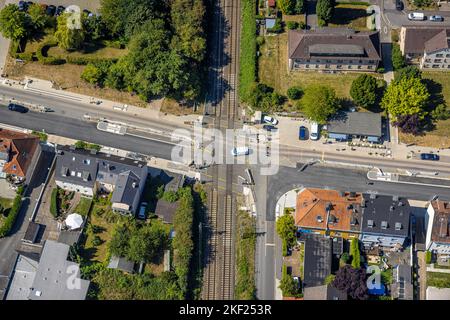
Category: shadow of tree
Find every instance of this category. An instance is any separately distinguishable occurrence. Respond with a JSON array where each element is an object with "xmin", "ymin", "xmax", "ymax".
[{"xmin": 330, "ymin": 8, "xmax": 368, "ymax": 25}]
